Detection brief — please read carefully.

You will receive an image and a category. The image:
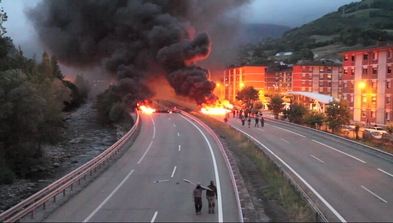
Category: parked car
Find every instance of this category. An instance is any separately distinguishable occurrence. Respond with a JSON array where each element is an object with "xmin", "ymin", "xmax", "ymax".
[
  {"xmin": 382, "ymin": 133, "xmax": 393, "ymax": 142},
  {"xmin": 363, "ymin": 129, "xmax": 383, "ymax": 139}
]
